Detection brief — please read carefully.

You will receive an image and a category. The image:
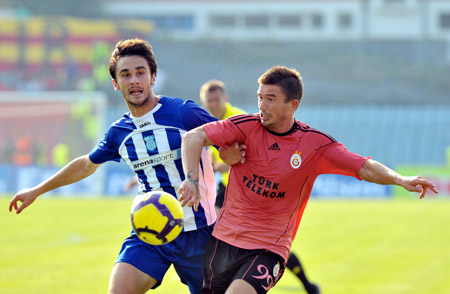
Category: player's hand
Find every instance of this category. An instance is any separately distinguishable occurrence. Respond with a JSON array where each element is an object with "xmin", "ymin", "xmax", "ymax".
[
  {"xmin": 178, "ymin": 175, "xmax": 201, "ymax": 211},
  {"xmin": 399, "ymin": 176, "xmax": 439, "ymax": 199},
  {"xmin": 219, "ymin": 142, "xmax": 246, "ymax": 166},
  {"xmin": 9, "ymin": 188, "xmax": 39, "ymax": 214}
]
